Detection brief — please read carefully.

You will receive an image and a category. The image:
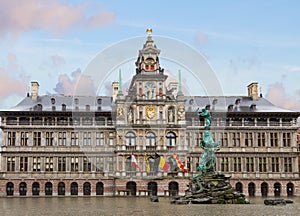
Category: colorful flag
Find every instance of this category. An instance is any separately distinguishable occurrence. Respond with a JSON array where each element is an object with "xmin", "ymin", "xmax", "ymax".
[
  {"xmin": 131, "ymin": 152, "xmax": 140, "ymax": 170},
  {"xmin": 145, "ymin": 154, "xmax": 150, "ymax": 173},
  {"xmin": 159, "ymin": 156, "xmax": 169, "ymax": 172},
  {"xmin": 173, "ymin": 152, "xmax": 187, "ymax": 172}
]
